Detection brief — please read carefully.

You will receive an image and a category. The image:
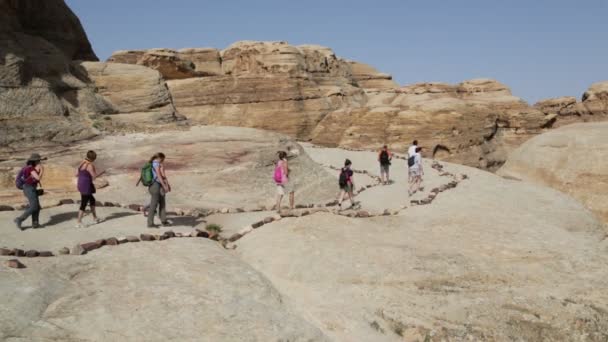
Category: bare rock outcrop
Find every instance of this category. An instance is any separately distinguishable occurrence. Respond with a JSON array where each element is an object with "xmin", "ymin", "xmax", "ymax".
[
  {"xmin": 0, "ymin": 240, "xmax": 329, "ymax": 341},
  {"xmin": 498, "ymin": 121, "xmax": 608, "ymax": 224},
  {"xmin": 79, "ymin": 61, "xmax": 178, "ymax": 125},
  {"xmin": 534, "ymin": 81, "xmax": 608, "ymax": 128},
  {"xmin": 311, "ymin": 79, "xmax": 550, "ymax": 170},
  {"xmin": 237, "ymin": 163, "xmax": 608, "ymax": 341},
  {"xmin": 0, "ymin": 0, "xmax": 112, "ymax": 147},
  {"xmin": 106, "ymin": 41, "xmax": 608, "ymax": 170}
]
